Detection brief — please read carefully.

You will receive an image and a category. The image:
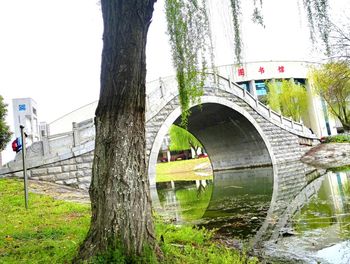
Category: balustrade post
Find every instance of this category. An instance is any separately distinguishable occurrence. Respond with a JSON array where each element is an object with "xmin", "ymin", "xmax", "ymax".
[
  {"xmin": 159, "ymin": 77, "xmax": 164, "ymax": 98},
  {"xmin": 72, "ymin": 122, "xmax": 80, "ymax": 147},
  {"xmin": 42, "ymin": 136, "xmax": 50, "ymax": 156}
]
